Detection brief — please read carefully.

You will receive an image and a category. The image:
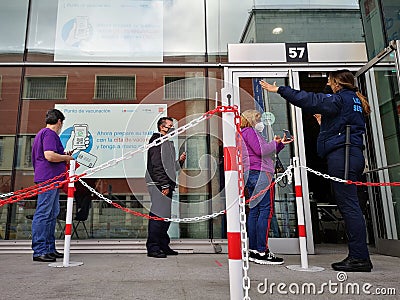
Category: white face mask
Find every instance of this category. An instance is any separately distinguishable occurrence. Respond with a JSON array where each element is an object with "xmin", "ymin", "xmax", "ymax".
[{"xmin": 254, "ymin": 122, "xmax": 265, "ymax": 132}]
